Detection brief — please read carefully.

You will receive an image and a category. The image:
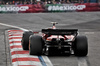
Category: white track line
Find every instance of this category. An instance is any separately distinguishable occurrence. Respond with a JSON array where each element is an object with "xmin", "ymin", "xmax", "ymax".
[
  {"xmin": 78, "ymin": 57, "xmax": 88, "ymax": 66},
  {"xmin": 0, "ymin": 23, "xmax": 28, "ymax": 31},
  {"xmin": 12, "ymin": 61, "xmax": 42, "ymax": 66},
  {"xmin": 9, "ymin": 36, "xmax": 22, "ymax": 38},
  {"xmin": 10, "ymin": 48, "xmax": 23, "ymax": 52},
  {"xmin": 10, "ymin": 43, "xmax": 21, "ymax": 46},
  {"xmin": 9, "ymin": 39, "xmax": 21, "ymax": 42},
  {"xmin": 42, "ymin": 56, "xmax": 53, "ymax": 66},
  {"xmin": 12, "ymin": 54, "xmax": 38, "ymax": 58}
]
